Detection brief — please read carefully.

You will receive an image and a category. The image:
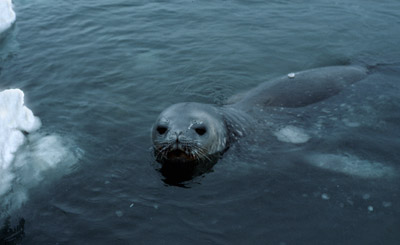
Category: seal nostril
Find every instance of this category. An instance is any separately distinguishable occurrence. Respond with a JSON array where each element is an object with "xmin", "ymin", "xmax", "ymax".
[
  {"xmin": 157, "ymin": 126, "xmax": 168, "ymax": 135},
  {"xmin": 195, "ymin": 127, "xmax": 207, "ymax": 136}
]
